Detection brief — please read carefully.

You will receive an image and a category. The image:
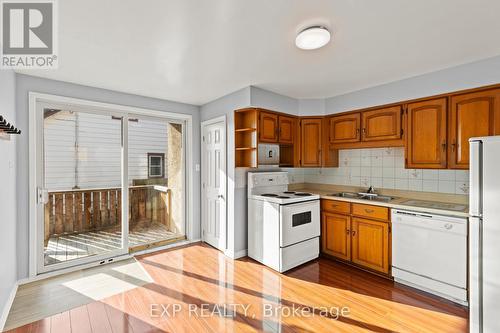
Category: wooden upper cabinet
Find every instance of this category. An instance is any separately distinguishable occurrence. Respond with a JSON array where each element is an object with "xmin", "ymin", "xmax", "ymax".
[
  {"xmin": 449, "ymin": 89, "xmax": 500, "ymax": 169},
  {"xmin": 351, "ymin": 217, "xmax": 390, "ymax": 274},
  {"xmin": 329, "ymin": 113, "xmax": 361, "ymax": 143},
  {"xmin": 259, "ymin": 111, "xmax": 278, "ymax": 143},
  {"xmin": 301, "ymin": 118, "xmax": 322, "ymax": 167},
  {"xmin": 278, "ymin": 115, "xmax": 295, "ymax": 144},
  {"xmin": 361, "ymin": 106, "xmax": 402, "ymax": 142},
  {"xmin": 322, "ymin": 212, "xmax": 351, "ymax": 261},
  {"xmin": 406, "ymin": 98, "xmax": 448, "ymax": 169}
]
